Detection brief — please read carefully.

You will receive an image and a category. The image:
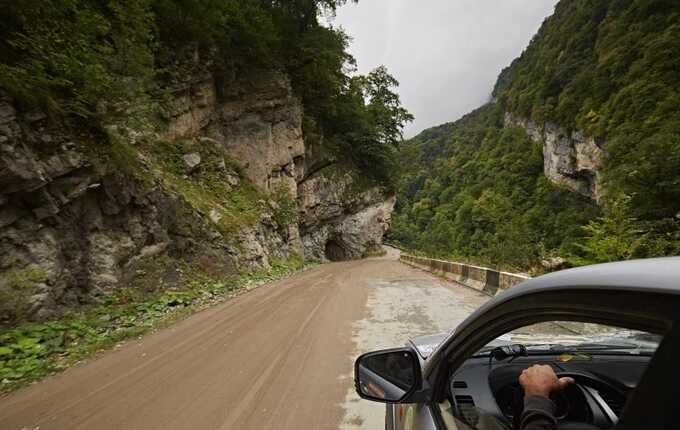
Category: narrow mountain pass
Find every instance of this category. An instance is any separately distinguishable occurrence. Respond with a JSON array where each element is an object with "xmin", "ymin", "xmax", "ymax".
[{"xmin": 0, "ymin": 249, "xmax": 489, "ymax": 430}]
